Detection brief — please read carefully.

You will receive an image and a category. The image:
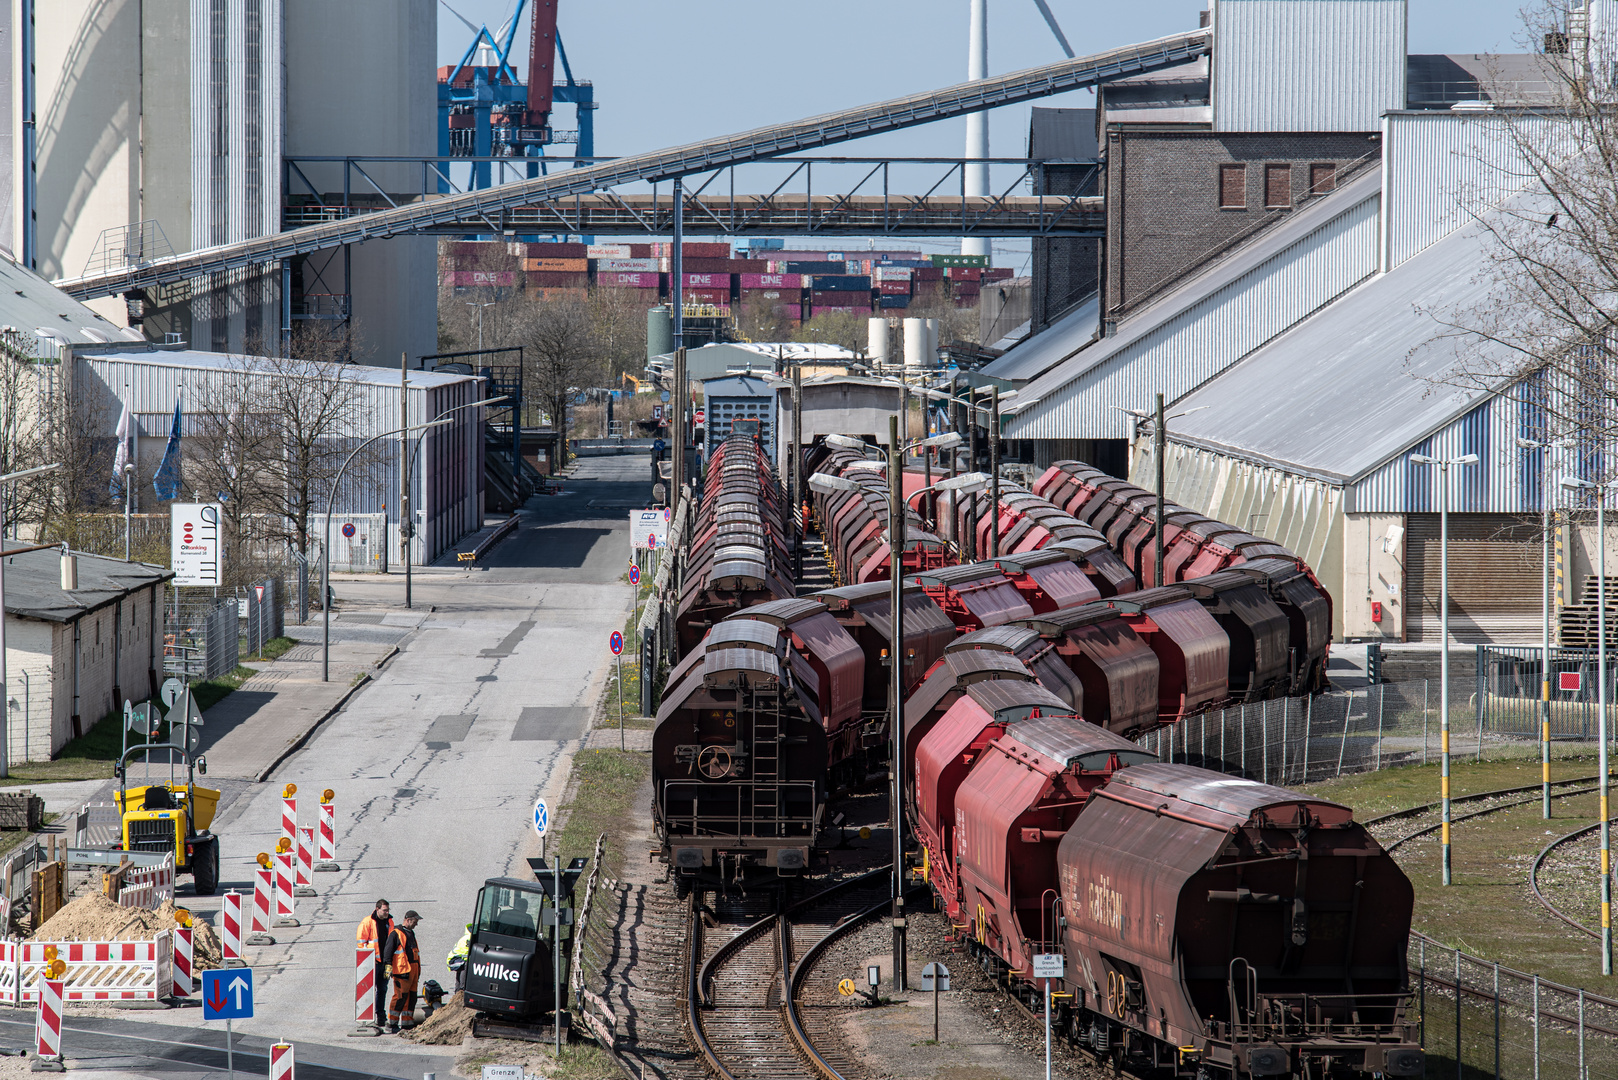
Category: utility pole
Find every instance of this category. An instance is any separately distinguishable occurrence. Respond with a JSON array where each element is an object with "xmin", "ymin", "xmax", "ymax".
[
  {"xmin": 989, "ymin": 386, "xmax": 1000, "ymax": 559},
  {"xmin": 671, "ymin": 347, "xmax": 687, "ymax": 508},
  {"xmin": 672, "ymin": 179, "xmax": 685, "ymax": 350},
  {"xmin": 792, "ymin": 364, "xmax": 803, "ymax": 581},
  {"xmin": 1155, "ymin": 393, "xmax": 1166, "ymax": 587},
  {"xmin": 397, "ymin": 352, "xmax": 407, "ymax": 578},
  {"xmin": 888, "ymin": 414, "xmax": 907, "ymax": 992}
]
